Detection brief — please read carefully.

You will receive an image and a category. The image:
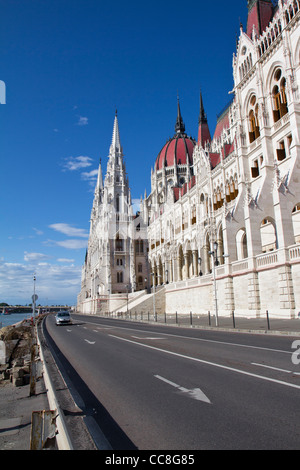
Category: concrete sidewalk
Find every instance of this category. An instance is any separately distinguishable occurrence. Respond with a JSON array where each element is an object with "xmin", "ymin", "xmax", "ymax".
[
  {"xmin": 187, "ymin": 315, "xmax": 300, "ymax": 336},
  {"xmin": 0, "ymin": 373, "xmax": 49, "ymax": 450},
  {"xmin": 101, "ymin": 311, "xmax": 300, "ymax": 336},
  {"xmin": 0, "ymin": 317, "xmax": 97, "ymax": 451}
]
